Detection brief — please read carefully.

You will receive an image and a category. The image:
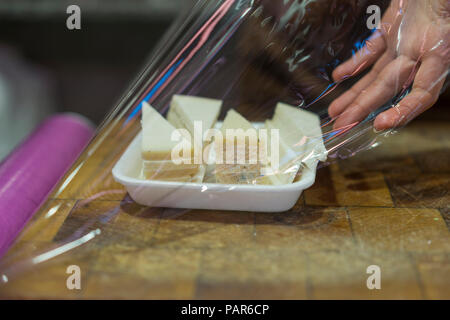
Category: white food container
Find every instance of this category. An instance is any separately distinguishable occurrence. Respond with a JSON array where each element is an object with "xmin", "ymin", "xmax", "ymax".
[{"xmin": 112, "ymin": 123, "xmax": 326, "ymax": 212}]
